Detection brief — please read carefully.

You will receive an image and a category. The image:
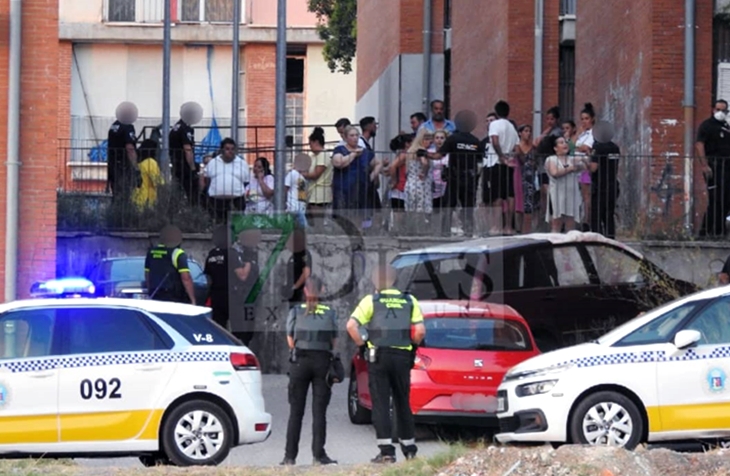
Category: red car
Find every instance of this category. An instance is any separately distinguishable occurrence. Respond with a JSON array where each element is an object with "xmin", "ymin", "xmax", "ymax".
[{"xmin": 348, "ymin": 300, "xmax": 540, "ymax": 428}]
